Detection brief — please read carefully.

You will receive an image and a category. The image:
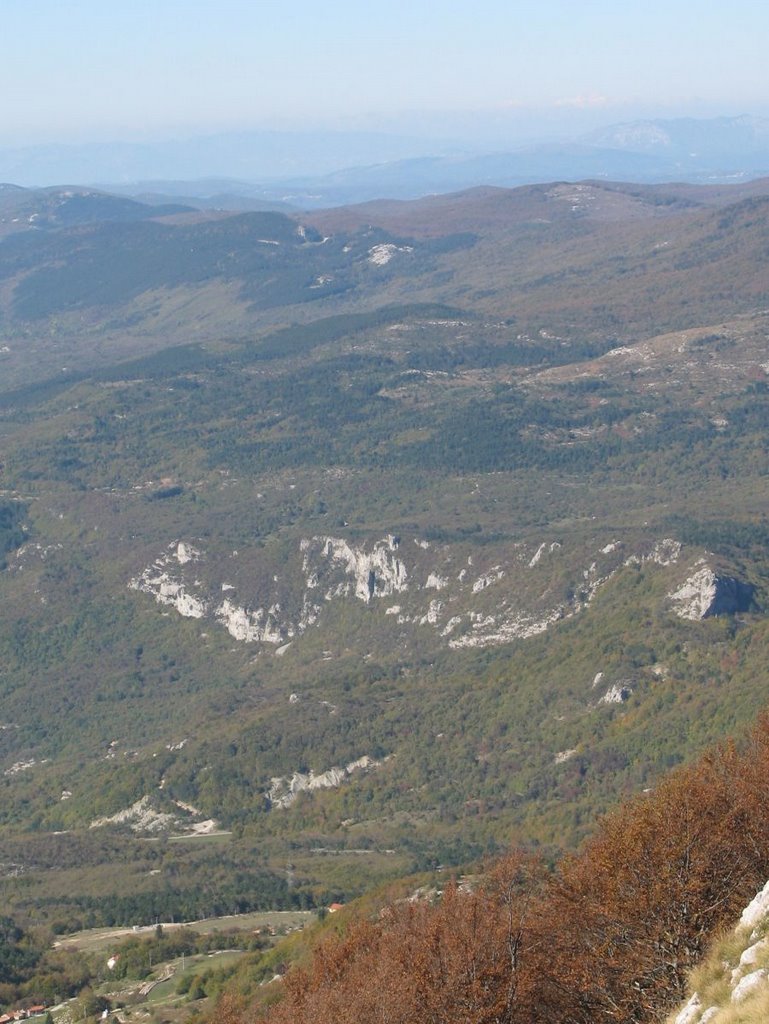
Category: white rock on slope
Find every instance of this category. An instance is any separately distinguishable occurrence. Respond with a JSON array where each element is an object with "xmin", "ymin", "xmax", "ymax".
[
  {"xmin": 668, "ymin": 559, "xmax": 753, "ymax": 620},
  {"xmin": 648, "ymin": 538, "xmax": 682, "ymax": 565},
  {"xmin": 671, "ymin": 876, "xmax": 769, "ymax": 1023},
  {"xmin": 89, "ymin": 796, "xmax": 178, "ymax": 833},
  {"xmin": 600, "ymin": 683, "xmax": 632, "ymax": 705},
  {"xmin": 425, "ymin": 572, "xmax": 448, "ymax": 590},
  {"xmin": 175, "ymin": 542, "xmax": 200, "ymax": 564},
  {"xmin": 471, "ymin": 566, "xmax": 505, "ymax": 593},
  {"xmin": 528, "ymin": 543, "xmax": 547, "ymax": 567},
  {"xmin": 129, "ymin": 540, "xmax": 208, "ymax": 619},
  {"xmin": 132, "ymin": 533, "xmax": 693, "ymax": 655},
  {"xmin": 731, "ymin": 938, "xmax": 769, "ymax": 982},
  {"xmin": 674, "ymin": 993, "xmax": 702, "ymax": 1024},
  {"xmin": 215, "ymin": 598, "xmax": 284, "ymax": 644},
  {"xmin": 132, "ymin": 573, "xmax": 207, "ymax": 619},
  {"xmin": 449, "ymin": 606, "xmax": 564, "ymax": 648},
  {"xmin": 367, "ymin": 243, "xmax": 413, "ymax": 266},
  {"xmin": 267, "ymin": 755, "xmax": 380, "ymax": 809},
  {"xmin": 740, "ymin": 878, "xmax": 769, "ymax": 931},
  {"xmin": 301, "ymin": 535, "xmax": 408, "ymax": 603},
  {"xmin": 732, "ymin": 969, "xmax": 769, "ymax": 1002},
  {"xmin": 420, "ymin": 600, "xmax": 443, "ymax": 625},
  {"xmin": 668, "ymin": 562, "xmax": 719, "ymax": 620}
]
